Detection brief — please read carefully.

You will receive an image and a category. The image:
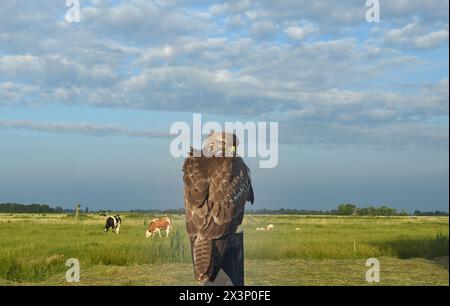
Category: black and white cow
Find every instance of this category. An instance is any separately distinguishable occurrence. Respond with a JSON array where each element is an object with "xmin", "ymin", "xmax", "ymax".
[{"xmin": 104, "ymin": 215, "xmax": 121, "ymax": 234}]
